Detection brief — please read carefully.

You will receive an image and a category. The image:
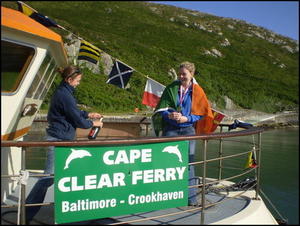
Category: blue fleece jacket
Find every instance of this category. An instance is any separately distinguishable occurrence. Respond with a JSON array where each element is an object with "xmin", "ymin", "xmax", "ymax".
[{"xmin": 46, "ymin": 81, "xmax": 93, "ymax": 140}]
